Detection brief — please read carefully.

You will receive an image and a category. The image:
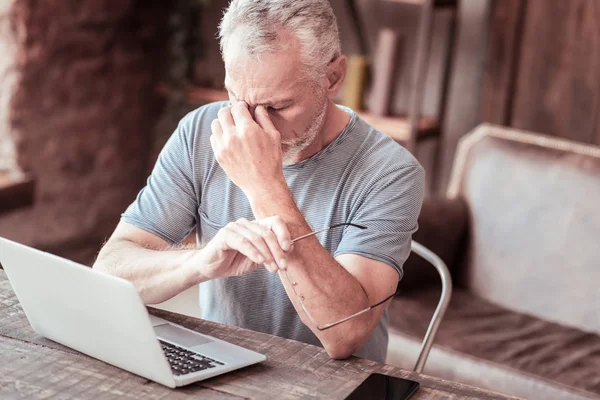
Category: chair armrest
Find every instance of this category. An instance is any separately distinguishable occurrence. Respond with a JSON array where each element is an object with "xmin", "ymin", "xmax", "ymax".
[
  {"xmin": 401, "ymin": 197, "xmax": 468, "ymax": 291},
  {"xmin": 410, "ymin": 240, "xmax": 453, "ymax": 373}
]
